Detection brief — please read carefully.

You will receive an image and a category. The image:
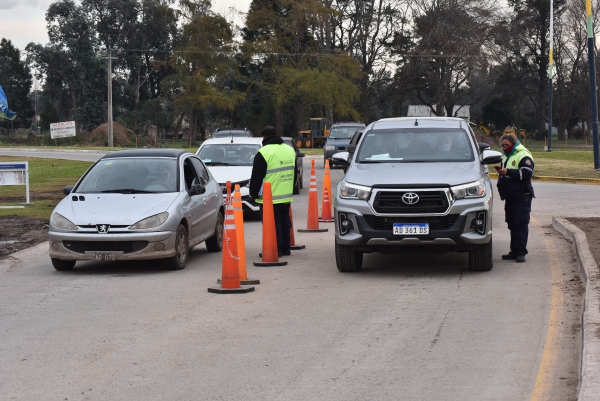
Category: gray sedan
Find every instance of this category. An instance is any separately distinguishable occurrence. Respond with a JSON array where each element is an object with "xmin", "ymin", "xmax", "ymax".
[{"xmin": 48, "ymin": 149, "xmax": 224, "ymax": 271}]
